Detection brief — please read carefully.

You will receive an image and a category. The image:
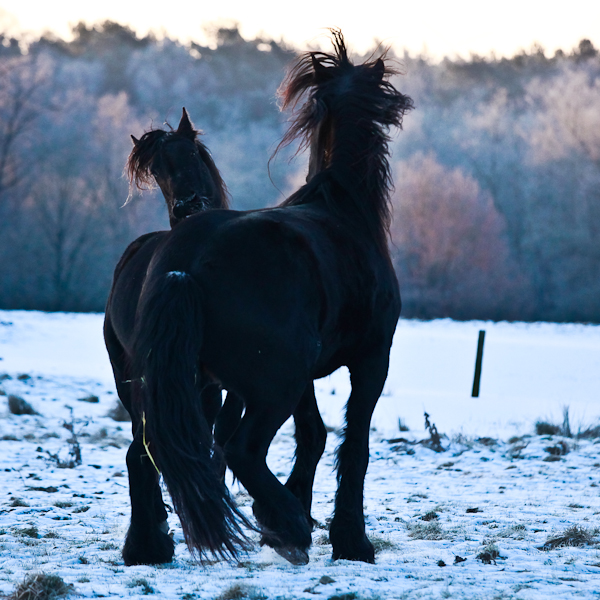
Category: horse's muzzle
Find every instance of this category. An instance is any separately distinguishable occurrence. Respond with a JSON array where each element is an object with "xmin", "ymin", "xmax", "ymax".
[{"xmin": 173, "ymin": 195, "xmax": 209, "ymax": 219}]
